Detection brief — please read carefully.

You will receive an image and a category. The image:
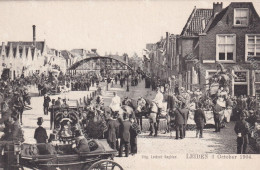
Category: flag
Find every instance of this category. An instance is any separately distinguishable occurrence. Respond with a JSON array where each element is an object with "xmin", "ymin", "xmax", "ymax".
[
  {"xmin": 162, "ymin": 57, "xmax": 166, "ymax": 65},
  {"xmin": 159, "ymin": 39, "xmax": 166, "ymax": 56},
  {"xmin": 143, "ymin": 49, "xmax": 151, "ymax": 54}
]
